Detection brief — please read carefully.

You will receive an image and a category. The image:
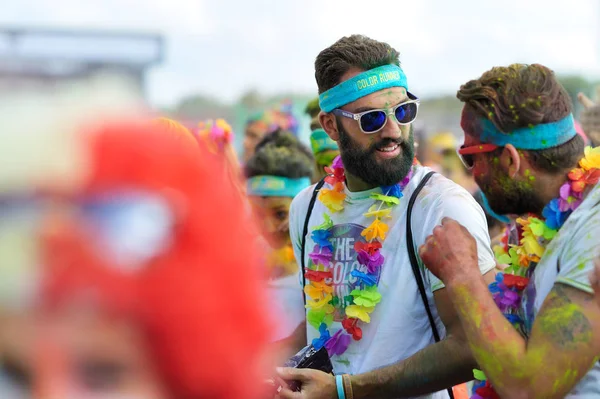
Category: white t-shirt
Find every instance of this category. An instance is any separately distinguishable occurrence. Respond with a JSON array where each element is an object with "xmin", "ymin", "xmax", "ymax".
[
  {"xmin": 519, "ymin": 182, "xmax": 600, "ymax": 397},
  {"xmin": 289, "ymin": 165, "xmax": 495, "ymax": 398}
]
